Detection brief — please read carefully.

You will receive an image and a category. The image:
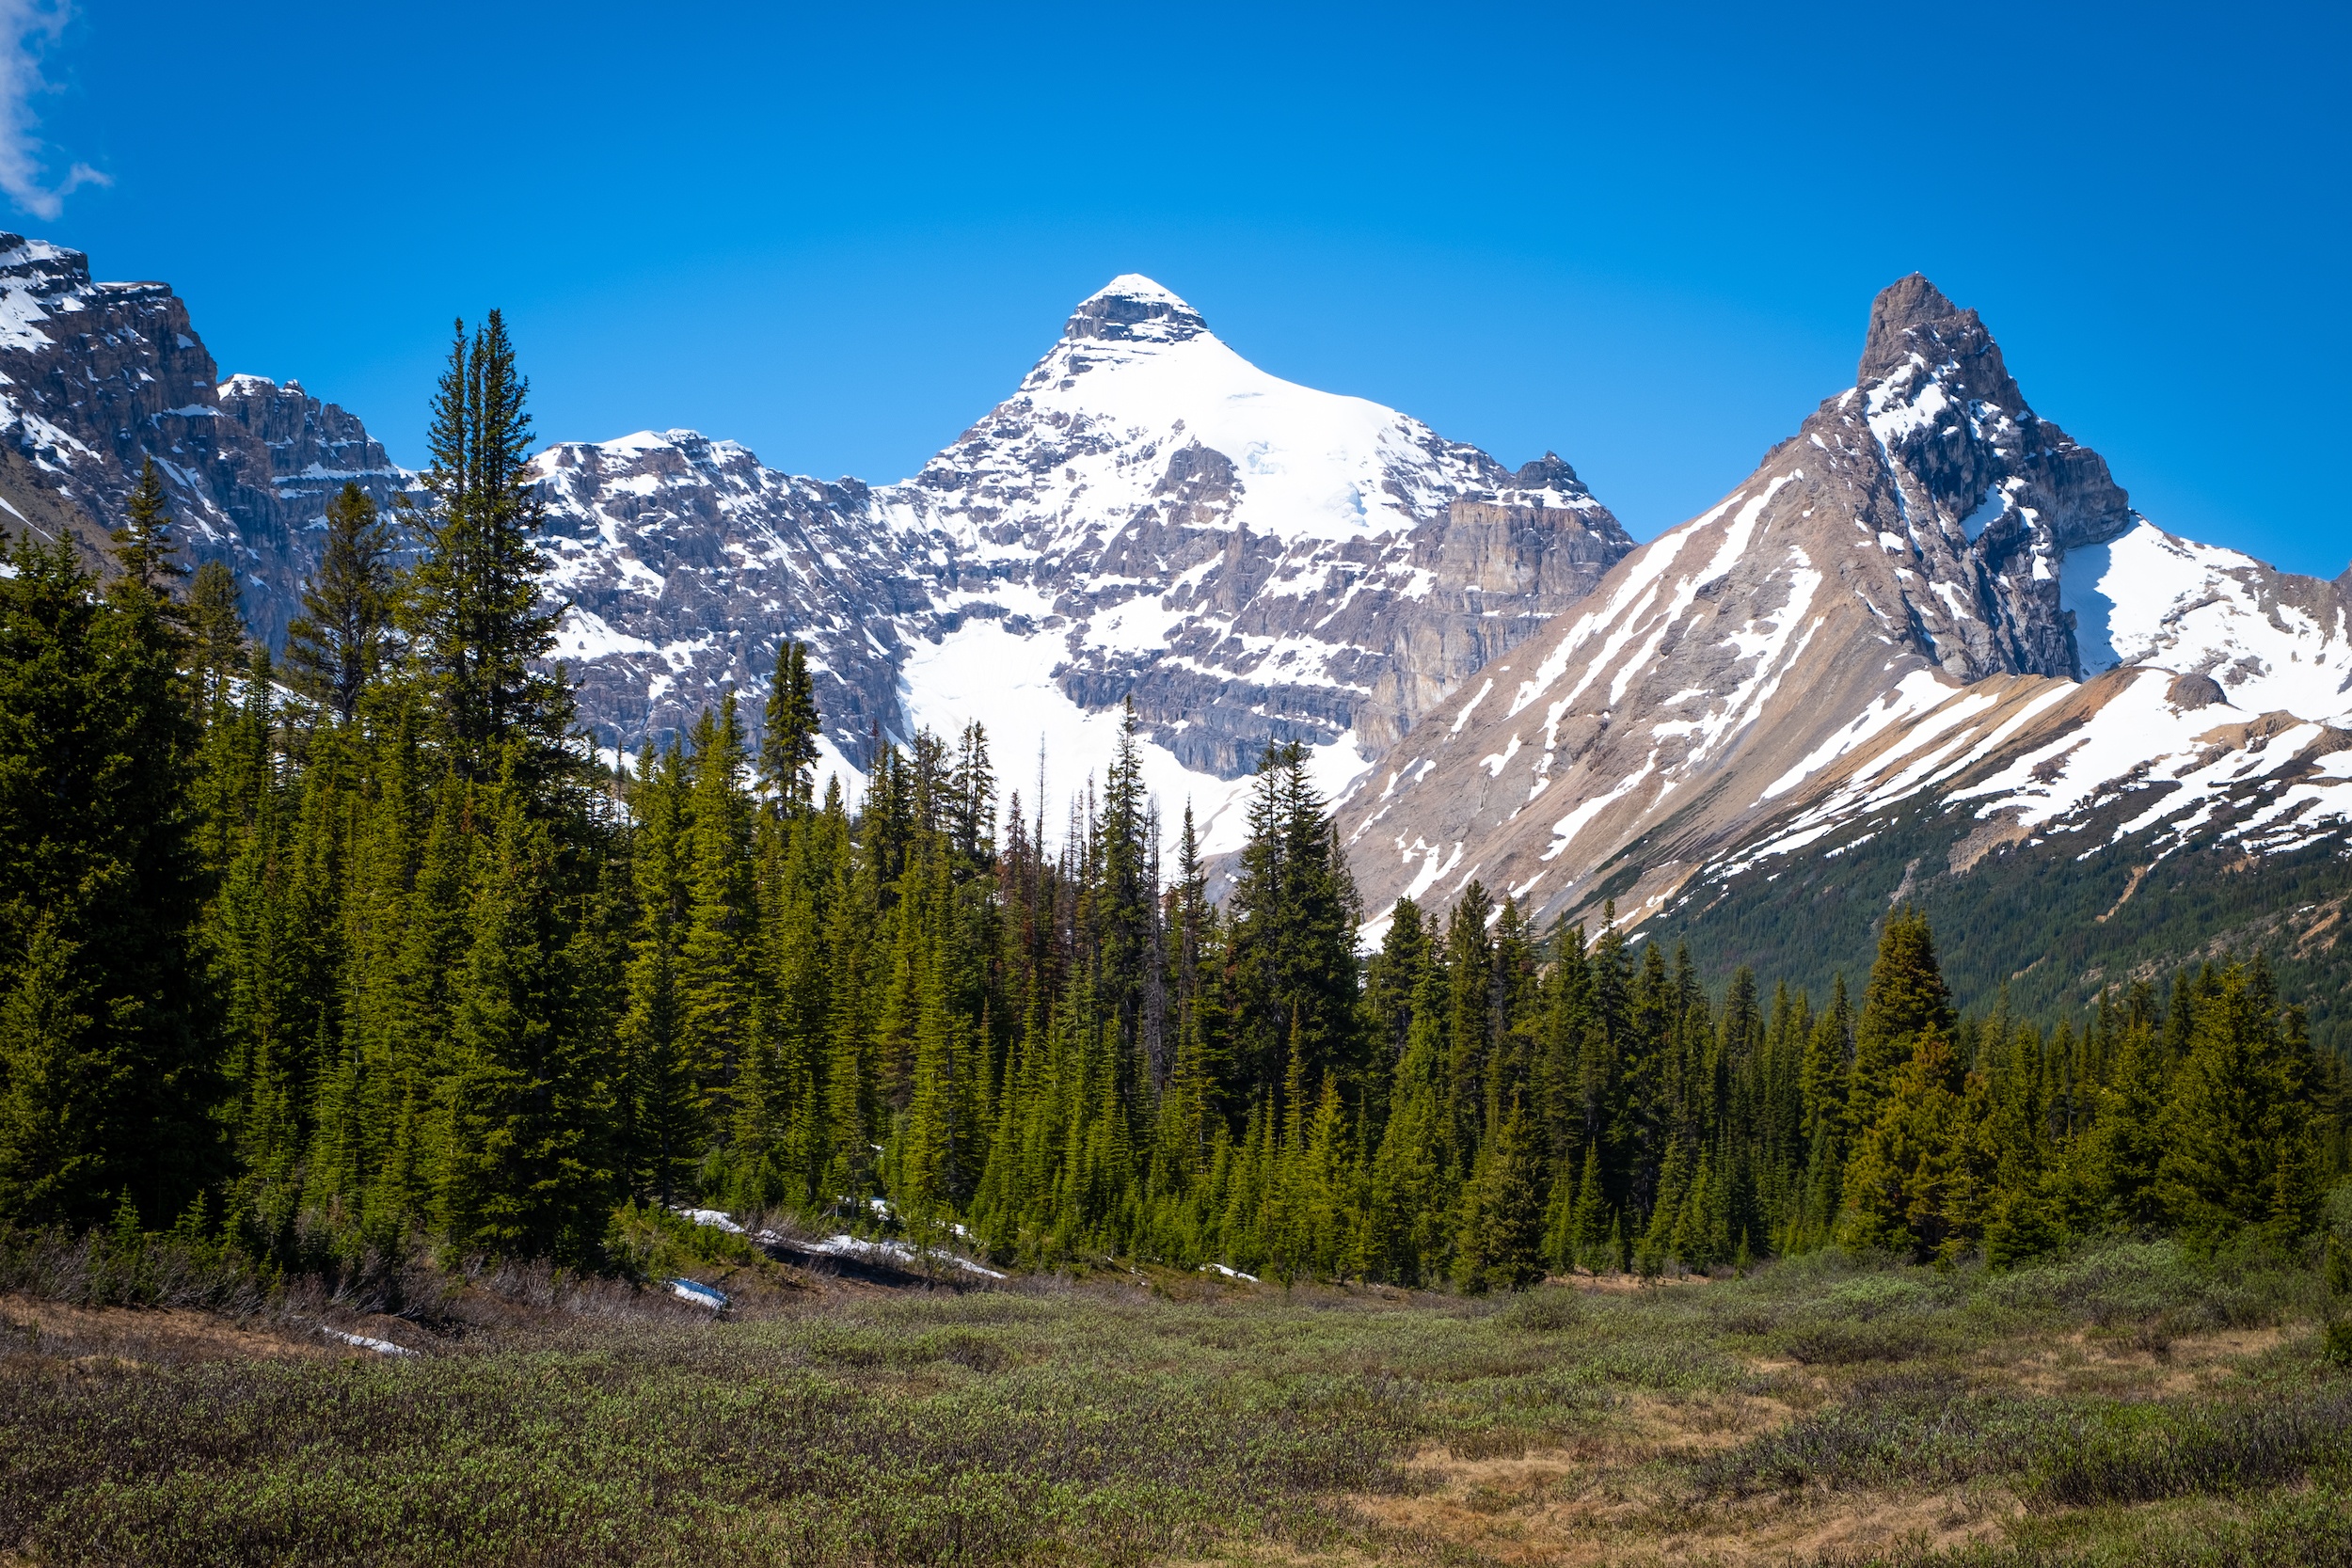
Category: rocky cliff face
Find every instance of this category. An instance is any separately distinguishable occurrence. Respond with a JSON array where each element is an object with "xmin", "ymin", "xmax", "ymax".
[
  {"xmin": 0, "ymin": 235, "xmax": 416, "ymax": 643},
  {"xmin": 1348, "ymin": 275, "xmax": 2352, "ymax": 937},
  {"xmin": 535, "ymin": 276, "xmax": 1633, "ymax": 846}
]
